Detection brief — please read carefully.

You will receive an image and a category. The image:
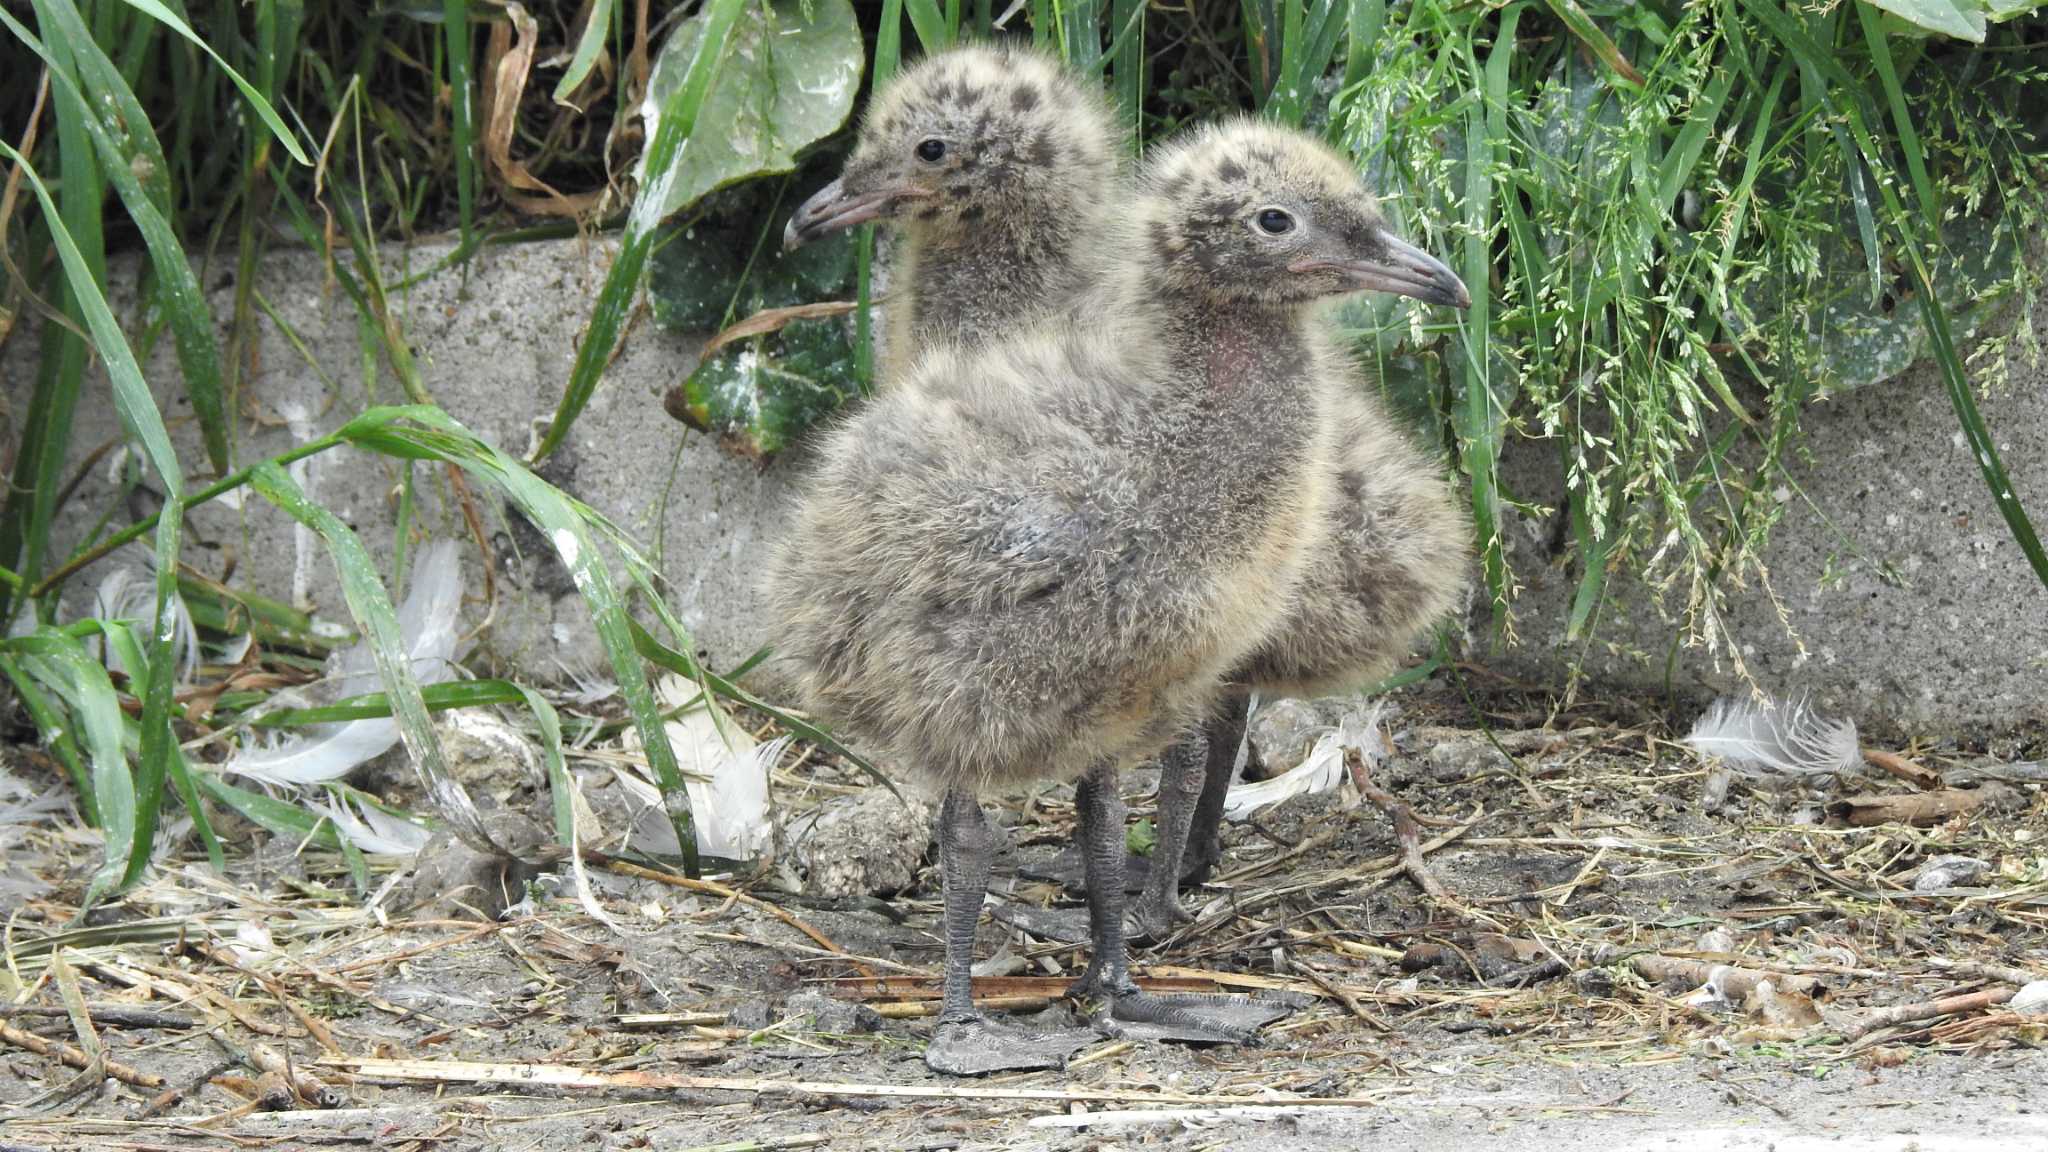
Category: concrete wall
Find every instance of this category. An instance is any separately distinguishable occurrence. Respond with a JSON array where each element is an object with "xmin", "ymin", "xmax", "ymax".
[{"xmin": 12, "ymin": 236, "xmax": 2047, "ymax": 736}]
